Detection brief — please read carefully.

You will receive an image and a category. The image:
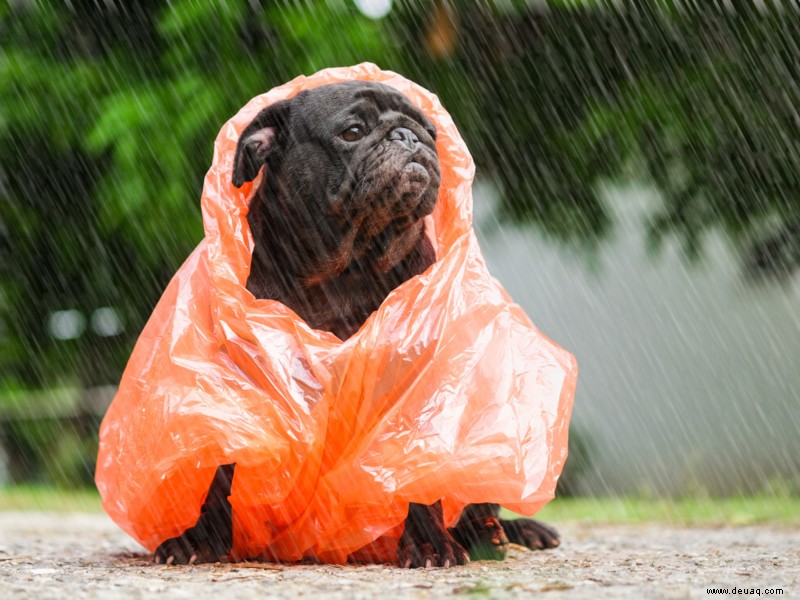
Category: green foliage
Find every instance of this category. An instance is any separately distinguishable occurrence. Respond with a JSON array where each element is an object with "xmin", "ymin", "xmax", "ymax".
[
  {"xmin": 574, "ymin": 12, "xmax": 800, "ymax": 266},
  {"xmin": 555, "ymin": 426, "xmax": 594, "ymax": 496},
  {"xmin": 6, "ymin": 417, "xmax": 98, "ymax": 487},
  {"xmin": 529, "ymin": 491, "xmax": 800, "ymax": 525},
  {"xmin": 0, "ymin": 484, "xmax": 102, "ymax": 511}
]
